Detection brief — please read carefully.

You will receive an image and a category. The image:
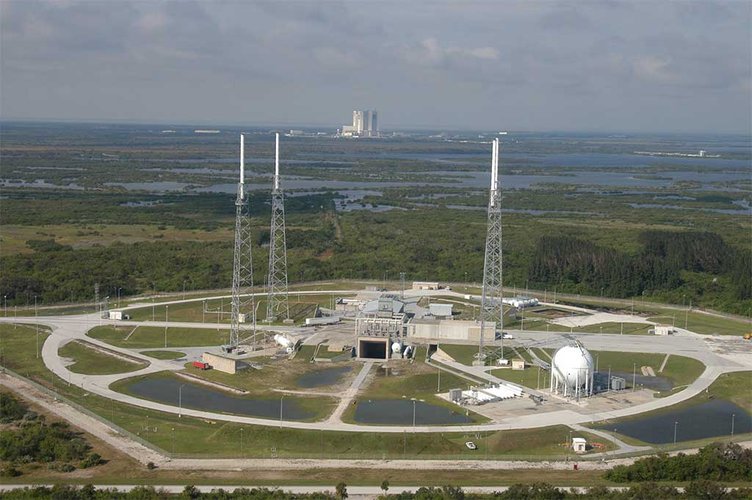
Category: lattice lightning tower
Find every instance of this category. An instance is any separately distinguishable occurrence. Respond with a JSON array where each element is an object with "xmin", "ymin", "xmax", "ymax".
[
  {"xmin": 229, "ymin": 134, "xmax": 255, "ymax": 349},
  {"xmin": 265, "ymin": 133, "xmax": 290, "ymax": 322},
  {"xmin": 478, "ymin": 137, "xmax": 504, "ymax": 362}
]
